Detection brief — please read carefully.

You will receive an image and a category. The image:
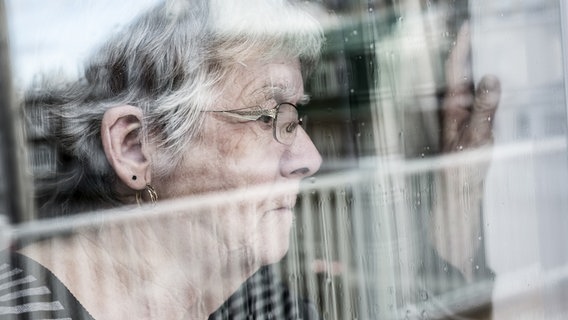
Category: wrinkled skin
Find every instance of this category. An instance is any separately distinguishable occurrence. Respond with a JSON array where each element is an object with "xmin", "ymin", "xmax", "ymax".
[
  {"xmin": 20, "ymin": 58, "xmax": 323, "ymax": 320},
  {"xmin": 153, "ymin": 58, "xmax": 322, "ymax": 268}
]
